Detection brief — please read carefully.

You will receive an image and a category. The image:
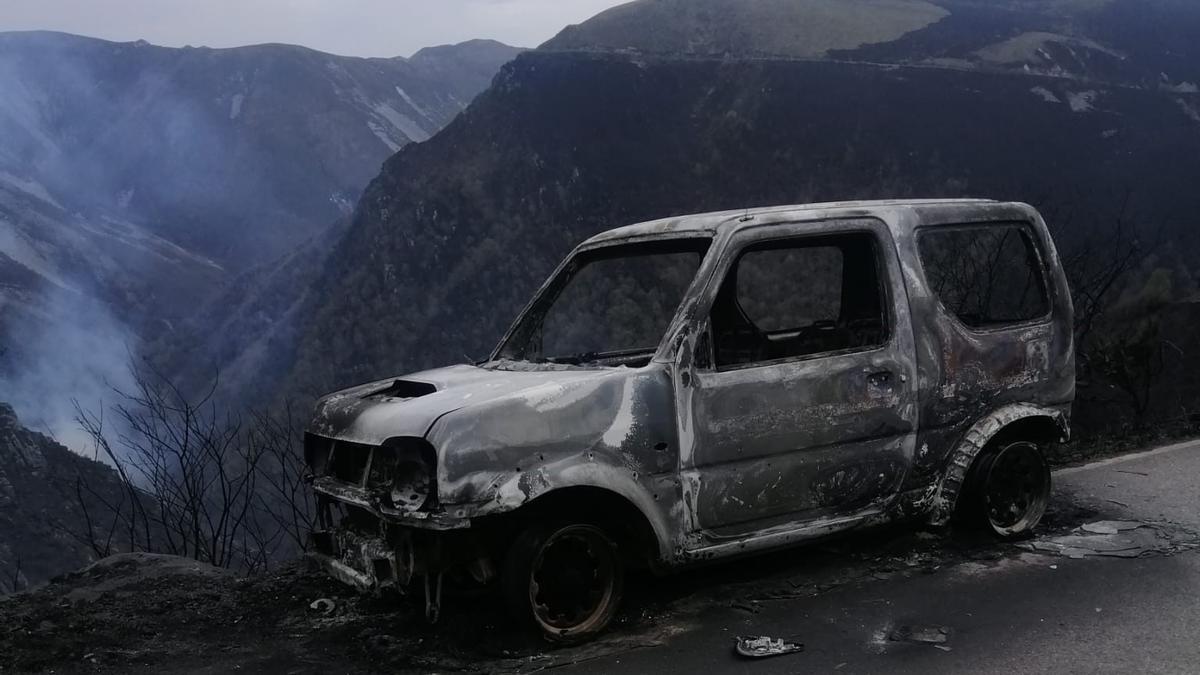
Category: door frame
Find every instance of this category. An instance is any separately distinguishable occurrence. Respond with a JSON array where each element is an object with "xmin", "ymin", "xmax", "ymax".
[{"xmin": 670, "ymin": 216, "xmax": 921, "ymax": 550}]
